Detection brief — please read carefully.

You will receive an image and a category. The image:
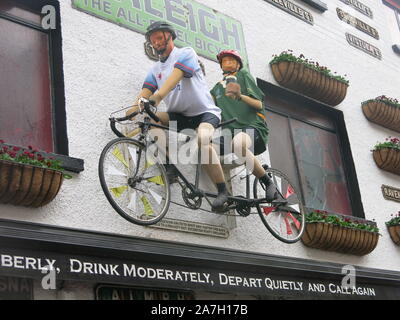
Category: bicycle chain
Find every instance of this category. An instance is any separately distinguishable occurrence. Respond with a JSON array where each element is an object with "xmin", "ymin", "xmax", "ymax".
[
  {"xmin": 168, "ymin": 198, "xmax": 257, "ymax": 217},
  {"xmin": 168, "ymin": 169, "xmax": 257, "ymax": 217}
]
